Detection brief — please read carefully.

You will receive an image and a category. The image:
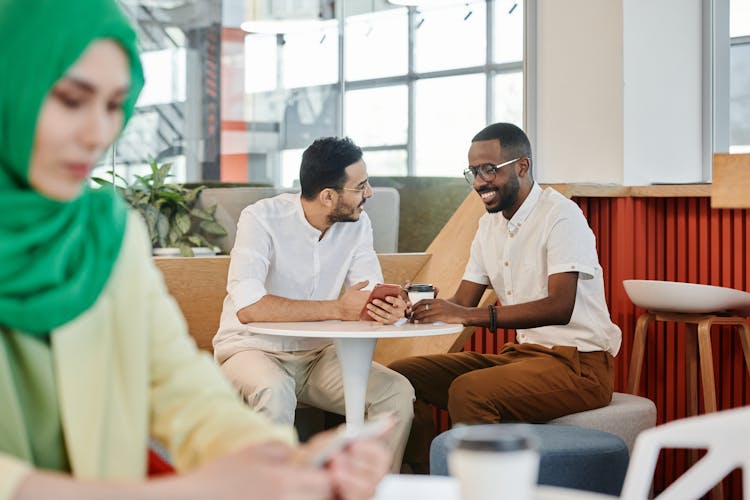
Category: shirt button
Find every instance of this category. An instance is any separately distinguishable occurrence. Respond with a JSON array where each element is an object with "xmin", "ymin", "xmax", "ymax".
[
  {"xmin": 510, "ymin": 234, "xmax": 514, "ymax": 238},
  {"xmin": 507, "ymin": 291, "xmax": 512, "ymax": 296},
  {"xmin": 504, "ymin": 261, "xmax": 509, "ymax": 267}
]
